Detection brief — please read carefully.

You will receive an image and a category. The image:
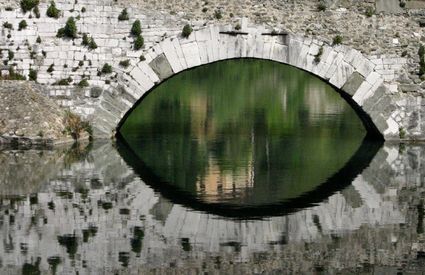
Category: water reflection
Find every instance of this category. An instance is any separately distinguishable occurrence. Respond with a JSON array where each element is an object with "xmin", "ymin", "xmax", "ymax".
[
  {"xmin": 119, "ymin": 60, "xmax": 367, "ymax": 207},
  {"xmin": 1, "ymin": 142, "xmax": 425, "ymax": 273}
]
